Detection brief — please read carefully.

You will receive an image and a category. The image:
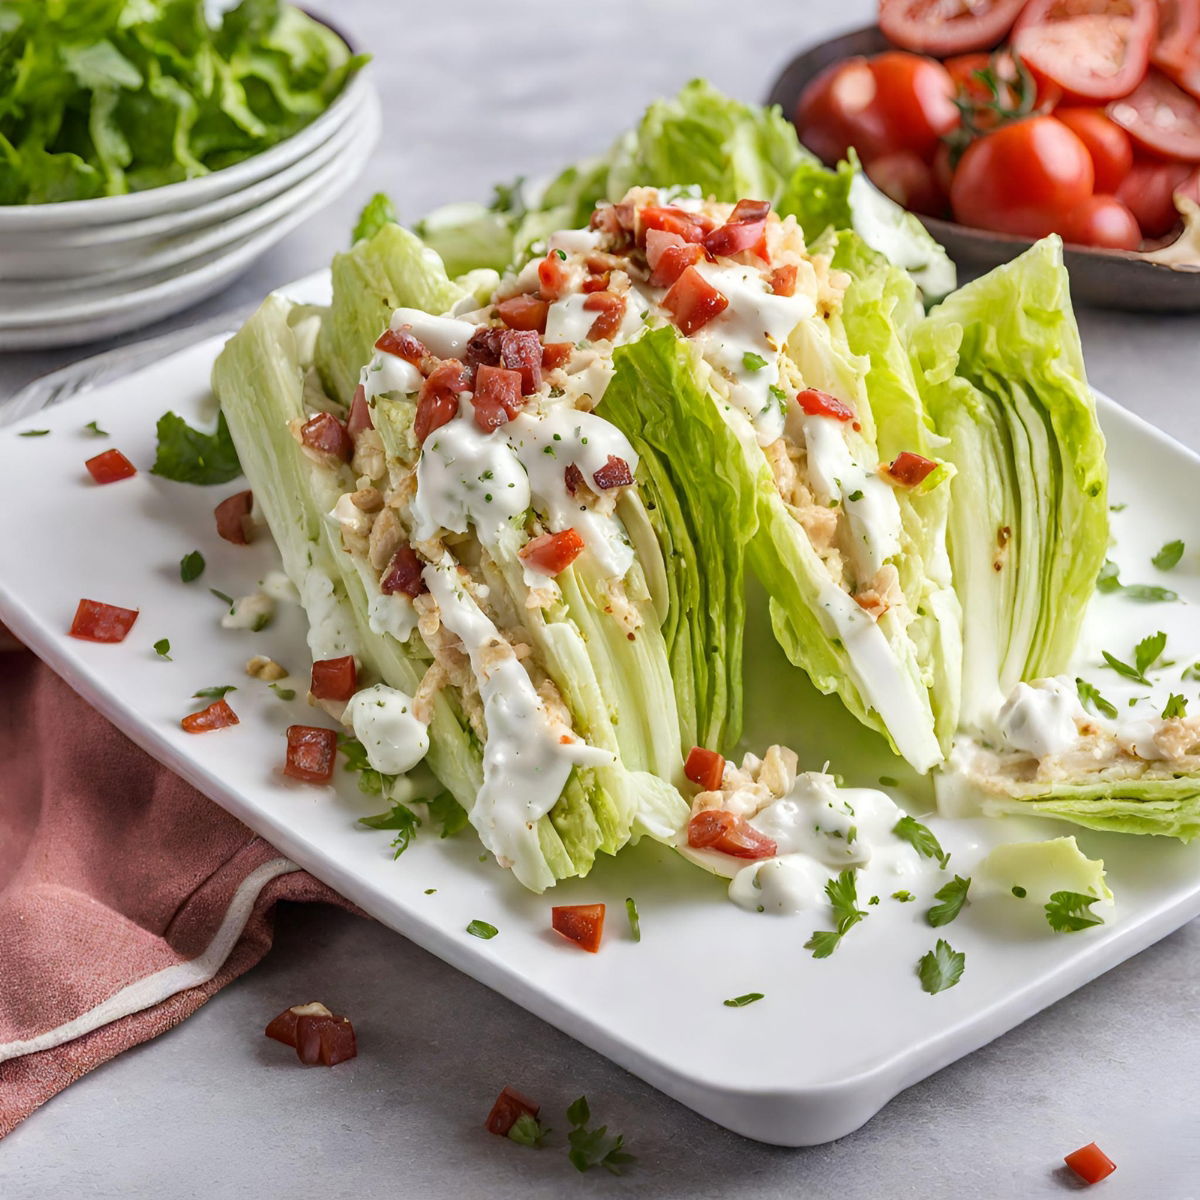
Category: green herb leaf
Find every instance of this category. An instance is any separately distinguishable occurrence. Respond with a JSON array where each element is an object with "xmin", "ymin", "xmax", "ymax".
[
  {"xmin": 741, "ymin": 351, "xmax": 767, "ymax": 371},
  {"xmin": 917, "ymin": 939, "xmax": 965, "ymax": 995},
  {"xmin": 1153, "ymin": 540, "xmax": 1185, "ymax": 571},
  {"xmin": 926, "ymin": 875, "xmax": 971, "ymax": 927},
  {"xmin": 566, "ymin": 1096, "xmax": 590, "ymax": 1128},
  {"xmin": 723, "ymin": 992, "xmax": 764, "ymax": 1008},
  {"xmin": 151, "ymin": 411, "xmax": 241, "ymax": 485},
  {"xmin": 179, "ymin": 550, "xmax": 205, "ymax": 583},
  {"xmin": 803, "ymin": 930, "xmax": 843, "ymax": 959},
  {"xmin": 84, "ymin": 420, "xmax": 108, "ymax": 437},
  {"xmin": 1011, "ymin": 885, "xmax": 1027, "ymax": 899},
  {"xmin": 1095, "ymin": 560, "xmax": 1121, "ymax": 593},
  {"xmin": 352, "ymin": 192, "xmax": 398, "ymax": 243},
  {"xmin": 193, "ymin": 685, "xmax": 236, "ymax": 700},
  {"xmin": 1096, "ymin": 560, "xmax": 1177, "ymax": 602},
  {"xmin": 19, "ymin": 429, "xmax": 49, "ymax": 437},
  {"xmin": 891, "ymin": 890, "xmax": 916, "ymax": 903},
  {"xmin": 892, "ymin": 815, "xmax": 950, "ymax": 869},
  {"xmin": 466, "ymin": 919, "xmax": 498, "ymax": 940},
  {"xmin": 565, "ymin": 1097, "xmax": 634, "ymax": 1175},
  {"xmin": 507, "ymin": 1113, "xmax": 552, "ymax": 1148},
  {"xmin": 625, "ymin": 897, "xmax": 641, "ymax": 942},
  {"xmin": 153, "ymin": 638, "xmax": 172, "ymax": 660},
  {"xmin": 805, "ymin": 869, "xmax": 866, "ymax": 957},
  {"xmin": 1101, "ymin": 649, "xmax": 1148, "ymax": 686},
  {"xmin": 1136, "ymin": 631, "xmax": 1167, "ymax": 677},
  {"xmin": 358, "ymin": 802, "xmax": 420, "ymax": 858},
  {"xmin": 1076, "ymin": 678, "xmax": 1118, "ymax": 720},
  {"xmin": 338, "ymin": 735, "xmax": 395, "ymax": 797},
  {"xmin": 848, "ymin": 489, "xmax": 864, "ymax": 502},
  {"xmin": 1045, "ymin": 890, "xmax": 1104, "ymax": 933},
  {"xmin": 1184, "ymin": 663, "xmax": 1200, "ymax": 683},
  {"xmin": 209, "ymin": 588, "xmax": 234, "ymax": 606},
  {"xmin": 269, "ymin": 683, "xmax": 296, "ymax": 701},
  {"xmin": 426, "ymin": 791, "xmax": 469, "ymax": 838},
  {"xmin": 1163, "ymin": 693, "xmax": 1188, "ymax": 720}
]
